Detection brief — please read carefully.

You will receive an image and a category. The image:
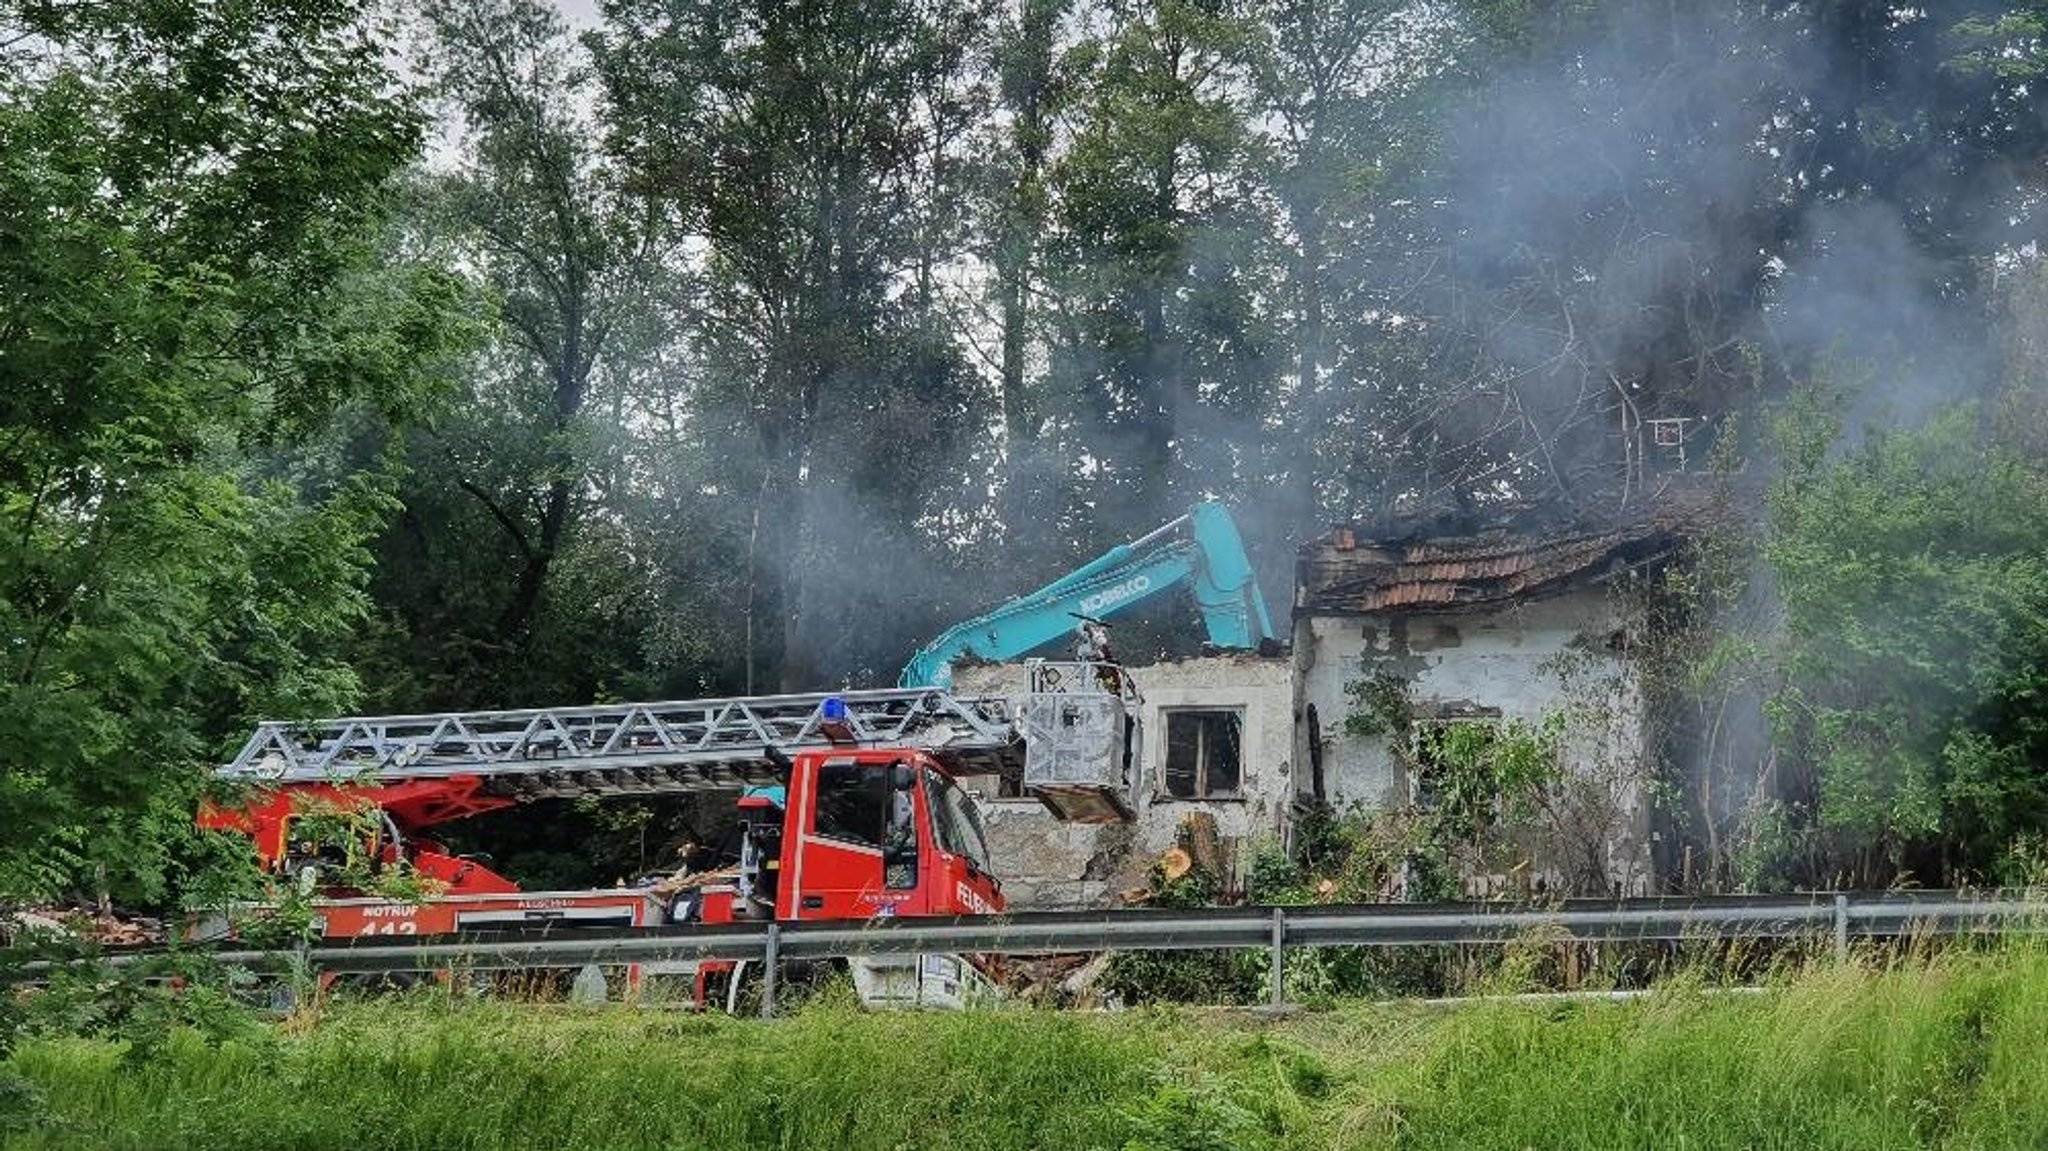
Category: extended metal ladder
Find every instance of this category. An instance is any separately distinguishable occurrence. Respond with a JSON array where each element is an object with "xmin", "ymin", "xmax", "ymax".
[{"xmin": 217, "ymin": 689, "xmax": 1024, "ymax": 801}]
